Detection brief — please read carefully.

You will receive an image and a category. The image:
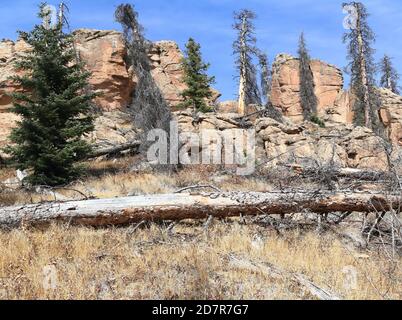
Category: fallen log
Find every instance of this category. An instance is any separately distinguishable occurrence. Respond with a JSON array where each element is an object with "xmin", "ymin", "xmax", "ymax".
[
  {"xmin": 0, "ymin": 191, "xmax": 400, "ymax": 229},
  {"xmin": 88, "ymin": 141, "xmax": 141, "ymax": 159},
  {"xmin": 286, "ymin": 165, "xmax": 393, "ymax": 182}
]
